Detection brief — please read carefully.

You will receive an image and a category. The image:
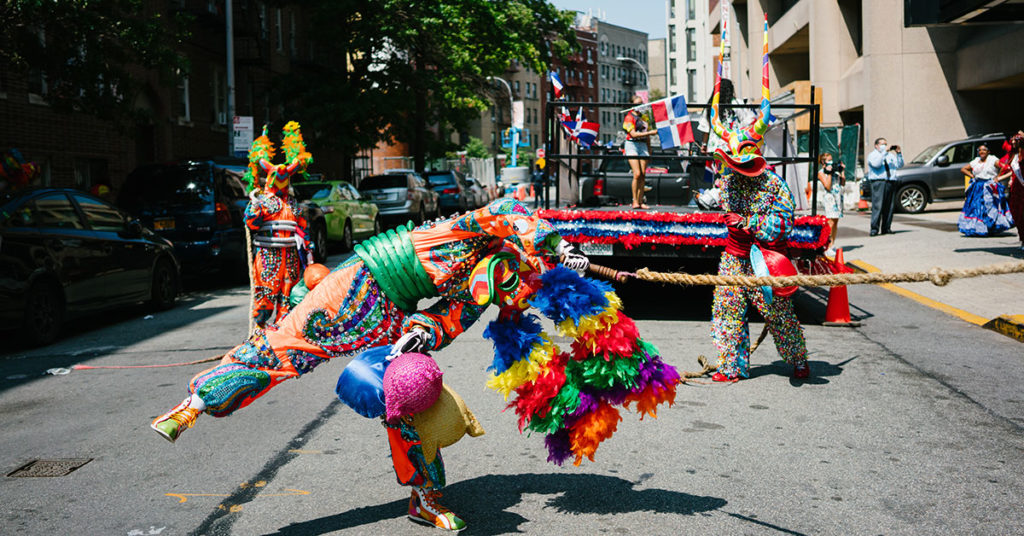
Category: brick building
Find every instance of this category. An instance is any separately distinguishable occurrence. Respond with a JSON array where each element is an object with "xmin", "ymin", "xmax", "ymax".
[{"xmin": 0, "ymin": 0, "xmax": 336, "ymax": 195}]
